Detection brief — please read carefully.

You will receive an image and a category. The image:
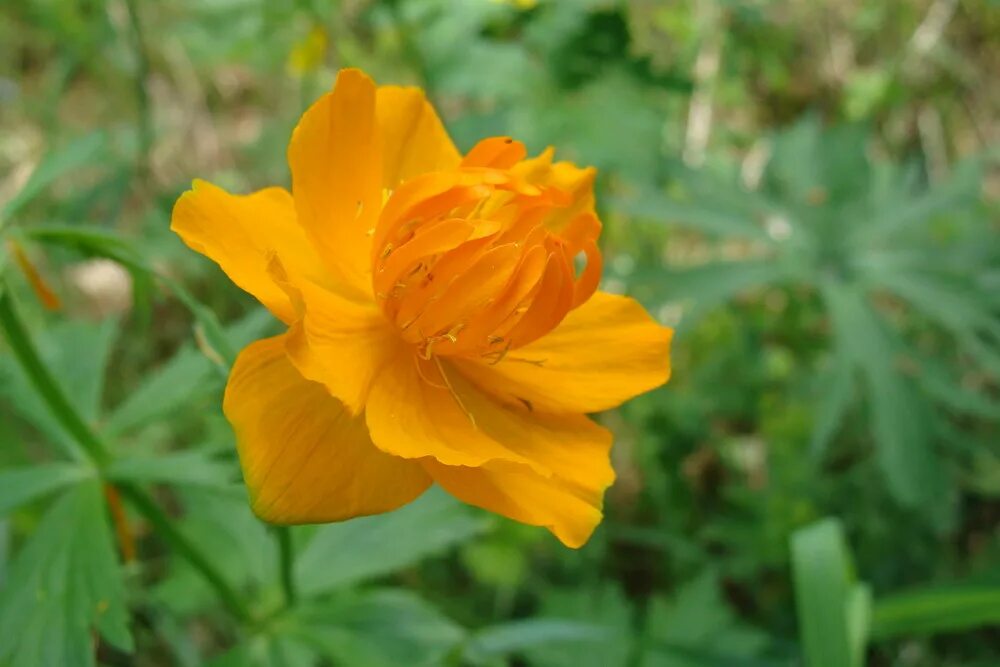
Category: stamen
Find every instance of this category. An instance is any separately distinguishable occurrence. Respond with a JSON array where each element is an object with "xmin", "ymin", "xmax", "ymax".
[
  {"xmin": 434, "ymin": 356, "xmax": 477, "ymax": 429},
  {"xmin": 484, "ymin": 339, "xmax": 513, "ymax": 365},
  {"xmin": 414, "ymin": 355, "xmax": 448, "ymax": 389},
  {"xmin": 504, "ymin": 356, "xmax": 547, "ymax": 367}
]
